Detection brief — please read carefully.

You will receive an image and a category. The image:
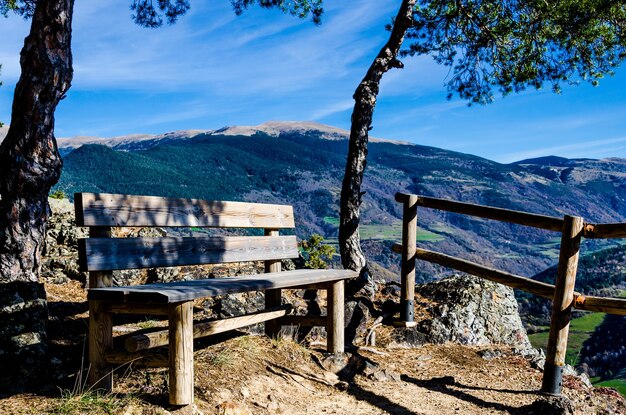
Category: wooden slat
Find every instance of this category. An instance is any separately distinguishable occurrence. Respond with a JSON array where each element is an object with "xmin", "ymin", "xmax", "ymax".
[
  {"xmin": 574, "ymin": 295, "xmax": 626, "ymax": 315},
  {"xmin": 105, "ymin": 350, "xmax": 169, "ymax": 368},
  {"xmin": 392, "ymin": 244, "xmax": 557, "ymax": 300},
  {"xmin": 395, "ymin": 192, "xmax": 564, "ymax": 232},
  {"xmin": 88, "ymin": 269, "xmax": 358, "ymax": 303},
  {"xmin": 106, "ymin": 303, "xmax": 169, "ymax": 315},
  {"xmin": 88, "ymin": 227, "xmax": 113, "ymax": 288},
  {"xmin": 125, "ymin": 306, "xmax": 291, "ymax": 352},
  {"xmin": 279, "ymin": 315, "xmax": 327, "ymax": 327},
  {"xmin": 585, "ymin": 223, "xmax": 626, "ymax": 239},
  {"xmin": 78, "ymin": 235, "xmax": 298, "ymax": 272},
  {"xmin": 74, "ymin": 192, "xmax": 295, "ymax": 229}
]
